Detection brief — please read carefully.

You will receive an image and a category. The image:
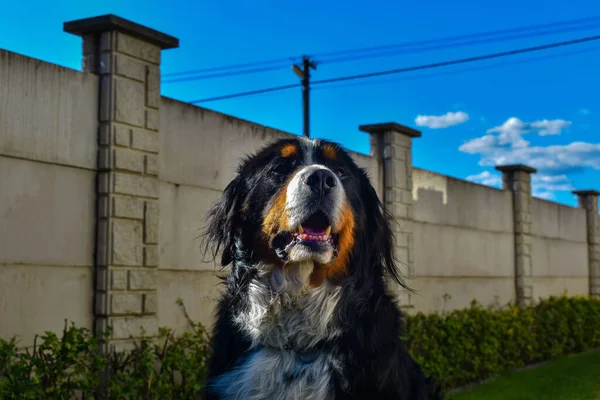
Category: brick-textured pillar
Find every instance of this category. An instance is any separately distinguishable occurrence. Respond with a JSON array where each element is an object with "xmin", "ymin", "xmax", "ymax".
[
  {"xmin": 573, "ymin": 190, "xmax": 600, "ymax": 297},
  {"xmin": 496, "ymin": 164, "xmax": 537, "ymax": 307},
  {"xmin": 64, "ymin": 15, "xmax": 178, "ymax": 350},
  {"xmin": 359, "ymin": 122, "xmax": 421, "ymax": 307}
]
